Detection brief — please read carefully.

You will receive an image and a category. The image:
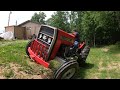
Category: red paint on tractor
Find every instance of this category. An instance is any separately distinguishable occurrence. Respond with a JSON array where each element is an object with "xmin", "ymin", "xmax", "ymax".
[
  {"xmin": 28, "ymin": 39, "xmax": 49, "ymax": 68},
  {"xmin": 79, "ymin": 42, "xmax": 85, "ymax": 49},
  {"xmin": 28, "ymin": 47, "xmax": 49, "ymax": 68},
  {"xmin": 49, "ymin": 29, "xmax": 75, "ymax": 60}
]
